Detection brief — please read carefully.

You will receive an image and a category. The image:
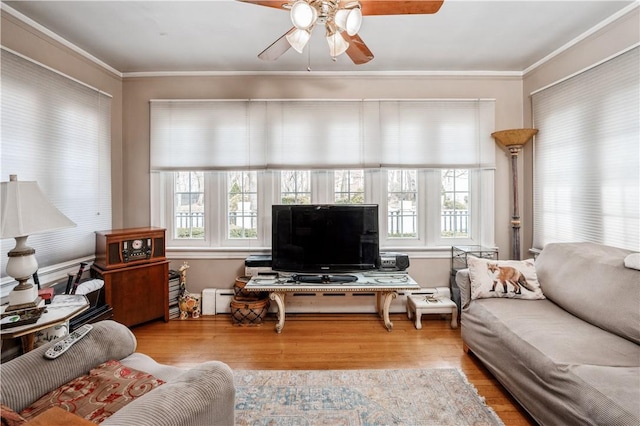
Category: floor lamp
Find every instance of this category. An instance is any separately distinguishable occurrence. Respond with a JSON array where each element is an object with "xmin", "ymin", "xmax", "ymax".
[{"xmin": 491, "ymin": 128, "xmax": 538, "ymax": 260}]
